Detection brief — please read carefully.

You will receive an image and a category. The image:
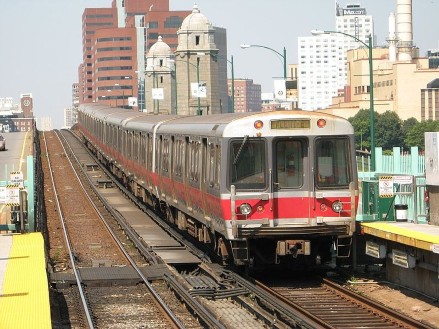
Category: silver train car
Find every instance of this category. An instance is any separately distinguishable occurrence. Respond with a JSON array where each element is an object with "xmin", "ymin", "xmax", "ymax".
[{"xmin": 78, "ymin": 104, "xmax": 358, "ymax": 267}]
